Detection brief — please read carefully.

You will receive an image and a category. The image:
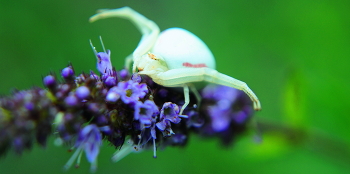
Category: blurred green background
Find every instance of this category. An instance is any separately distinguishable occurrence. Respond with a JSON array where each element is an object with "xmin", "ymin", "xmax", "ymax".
[{"xmin": 0, "ymin": 0, "xmax": 349, "ymax": 173}]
